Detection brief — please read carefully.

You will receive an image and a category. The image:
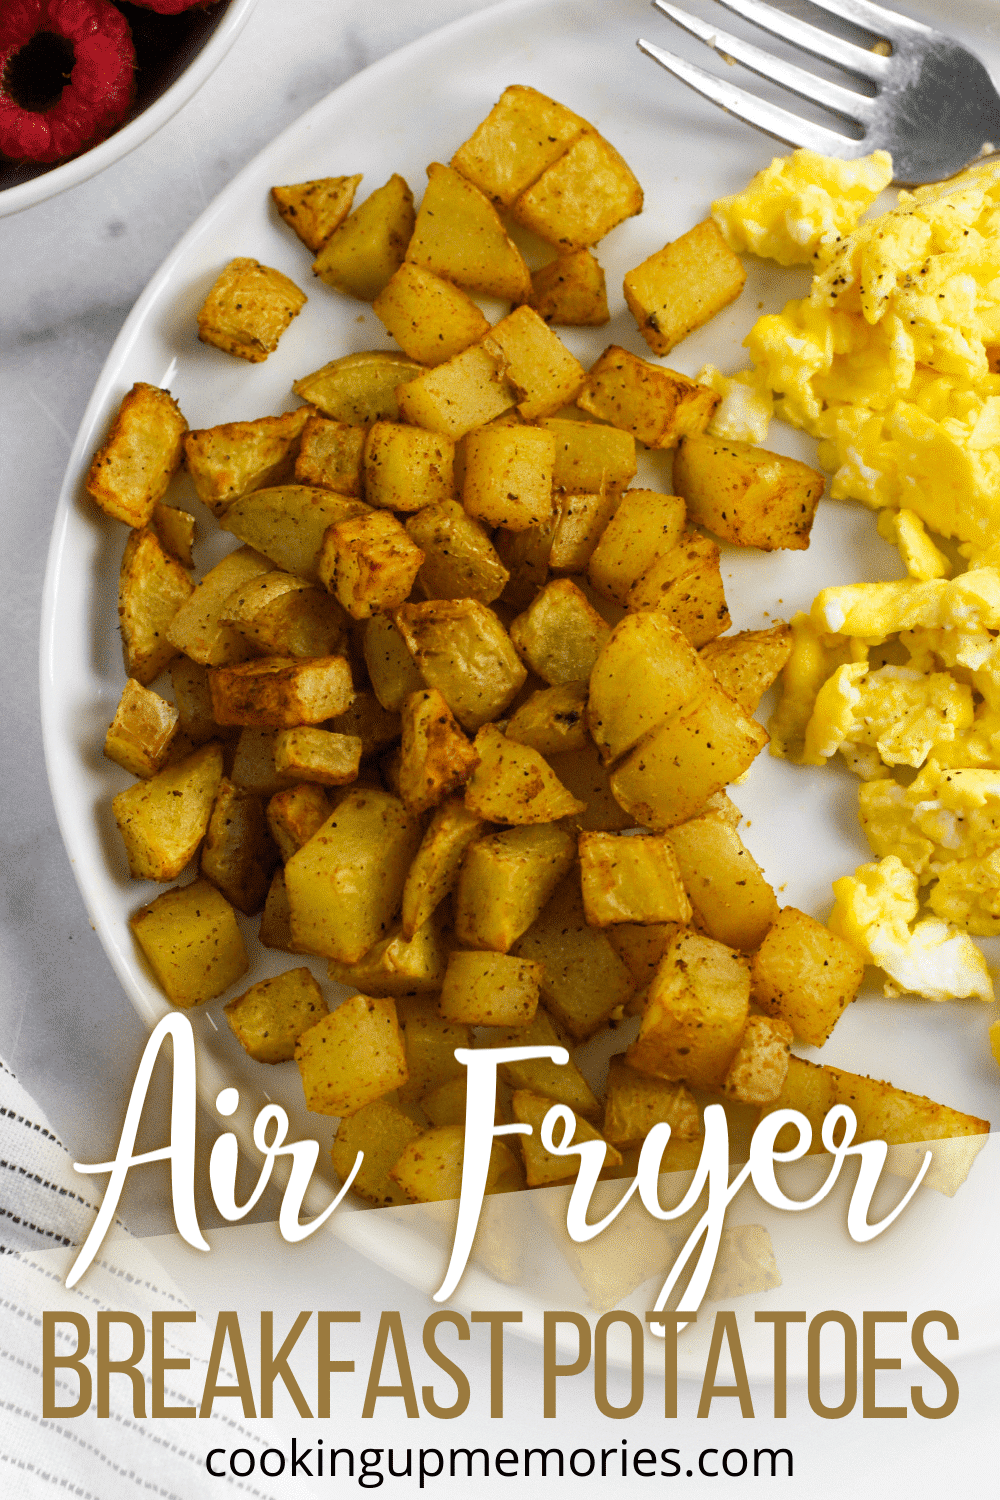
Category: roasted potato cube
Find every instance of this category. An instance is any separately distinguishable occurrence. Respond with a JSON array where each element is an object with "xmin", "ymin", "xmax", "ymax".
[
  {"xmin": 454, "ymin": 823, "xmax": 576, "ymax": 952},
  {"xmin": 673, "ymin": 433, "xmax": 825, "ymax": 551},
  {"xmin": 462, "ymin": 424, "xmax": 555, "ymax": 531},
  {"xmin": 312, "ymin": 174, "xmax": 415, "ymax": 301},
  {"xmin": 363, "ymin": 422, "xmax": 455, "ymax": 513},
  {"xmin": 505, "ymin": 681, "xmax": 589, "ymax": 756},
  {"xmin": 393, "ymin": 599, "xmax": 527, "ymax": 730},
  {"xmin": 464, "ymin": 724, "xmax": 585, "ymax": 823},
  {"xmin": 296, "ymin": 995, "xmax": 408, "ymax": 1115},
  {"xmin": 328, "ymin": 916, "xmax": 450, "ymax": 998},
  {"xmin": 529, "ymin": 249, "xmax": 609, "ymax": 326},
  {"xmin": 398, "ymin": 688, "xmax": 479, "ymax": 814},
  {"xmin": 332, "ymin": 1097, "xmax": 424, "ymax": 1206},
  {"xmin": 86, "ymin": 382, "xmax": 187, "ymax": 528},
  {"xmin": 401, "ymin": 797, "xmax": 485, "ymax": 939},
  {"xmin": 113, "ymin": 742, "xmax": 223, "ymax": 882},
  {"xmin": 391, "ymin": 1126, "xmax": 520, "ymax": 1201},
  {"xmin": 512, "ymin": 1090, "xmax": 622, "ymax": 1186},
  {"xmin": 406, "ymin": 162, "xmax": 531, "ymax": 302},
  {"xmin": 721, "ymin": 1015, "xmax": 793, "ymax": 1105},
  {"xmin": 420, "ymin": 1076, "xmax": 472, "ymax": 1127},
  {"xmin": 665, "ymin": 811, "xmax": 779, "ymax": 952},
  {"xmin": 318, "ymin": 510, "xmax": 423, "ymax": 620},
  {"xmin": 588, "ymin": 613, "xmax": 713, "ymax": 765},
  {"xmin": 208, "ymin": 655, "xmax": 353, "ymax": 728},
  {"xmin": 587, "ymin": 490, "xmax": 686, "ymax": 605},
  {"xmin": 165, "ymin": 547, "xmax": 269, "ymax": 666},
  {"xmin": 284, "ymin": 788, "xmax": 422, "ymax": 962},
  {"xmin": 494, "ymin": 512, "xmax": 558, "ymax": 610},
  {"xmin": 396, "ymin": 996, "xmax": 471, "ymax": 1104},
  {"xmin": 273, "ymin": 728, "xmax": 363, "ymax": 786},
  {"xmin": 626, "ymin": 531, "xmax": 731, "ymax": 648},
  {"xmin": 327, "ymin": 690, "xmax": 401, "ymax": 757},
  {"xmin": 577, "ymin": 346, "xmax": 719, "ymax": 449},
  {"xmin": 539, "ymin": 417, "xmax": 637, "ymax": 495},
  {"xmin": 130, "ymin": 877, "xmax": 248, "ymax": 1007},
  {"xmin": 477, "ymin": 1007, "xmax": 600, "ymax": 1116},
  {"xmin": 603, "ymin": 1058, "xmax": 700, "ymax": 1148},
  {"xmin": 451, "ymin": 85, "xmax": 588, "ymax": 206},
  {"xmin": 604, "ymin": 923, "xmax": 681, "ymax": 987},
  {"xmin": 439, "ymin": 950, "xmax": 543, "ymax": 1027},
  {"xmin": 118, "ymin": 527, "xmax": 194, "ymax": 684},
  {"xmin": 406, "ymin": 500, "xmax": 509, "ymax": 604},
  {"xmin": 510, "ymin": 577, "xmax": 610, "ymax": 685},
  {"xmin": 221, "ymin": 487, "xmax": 369, "ymax": 585},
  {"xmin": 294, "ymin": 416, "xmax": 366, "ymax": 495},
  {"xmin": 151, "ymin": 501, "xmax": 196, "ymax": 569},
  {"xmin": 512, "ymin": 870, "xmax": 634, "ymax": 1039},
  {"xmin": 546, "ymin": 743, "xmax": 634, "ymax": 831},
  {"xmin": 751, "ymin": 907, "xmax": 865, "ymax": 1047},
  {"xmin": 624, "ymin": 218, "xmax": 747, "ymax": 357},
  {"xmin": 363, "ymin": 613, "xmax": 426, "ymax": 712},
  {"xmin": 225, "ymin": 967, "xmax": 328, "ymax": 1063},
  {"xmin": 230, "ymin": 728, "xmax": 299, "ymax": 797},
  {"xmin": 578, "ymin": 830, "xmax": 691, "ymax": 927},
  {"xmin": 481, "ymin": 305, "xmax": 587, "ymax": 420},
  {"xmin": 201, "ymin": 776, "xmax": 277, "ymax": 914},
  {"xmin": 271, "ymin": 173, "xmax": 362, "ymax": 252},
  {"xmin": 105, "ymin": 678, "xmax": 179, "ymax": 779},
  {"xmin": 511, "ymin": 132, "xmax": 643, "ymax": 249},
  {"xmin": 184, "ymin": 407, "xmax": 312, "ymax": 517},
  {"xmin": 293, "ymin": 351, "xmax": 423, "ymax": 425},
  {"xmin": 198, "ymin": 258, "xmax": 306, "ymax": 362},
  {"xmin": 221, "ymin": 572, "xmax": 348, "ymax": 659},
  {"xmin": 549, "ymin": 488, "xmax": 618, "ymax": 574},
  {"xmin": 267, "ymin": 782, "xmax": 333, "ymax": 861},
  {"xmin": 756, "ymin": 1055, "xmax": 838, "ymax": 1156},
  {"xmin": 699, "ymin": 624, "xmax": 793, "ymax": 715},
  {"xmin": 372, "ymin": 261, "xmax": 490, "ymax": 365},
  {"xmin": 395, "ymin": 343, "xmax": 517, "ymax": 439},
  {"xmin": 627, "ymin": 930, "xmax": 750, "ymax": 1091},
  {"xmin": 259, "ymin": 867, "xmax": 301, "ymax": 952}
]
